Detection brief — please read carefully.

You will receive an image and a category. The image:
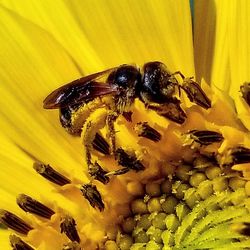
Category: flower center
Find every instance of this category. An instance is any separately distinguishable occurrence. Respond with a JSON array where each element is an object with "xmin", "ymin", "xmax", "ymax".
[{"xmin": 104, "ymin": 152, "xmax": 250, "ymax": 250}]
